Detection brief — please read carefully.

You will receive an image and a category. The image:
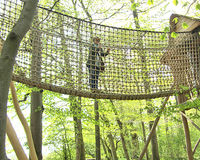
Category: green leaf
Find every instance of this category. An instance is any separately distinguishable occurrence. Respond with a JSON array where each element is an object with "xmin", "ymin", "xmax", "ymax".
[
  {"xmin": 160, "ymin": 34, "xmax": 166, "ymax": 40},
  {"xmin": 171, "ymin": 32, "xmax": 177, "ymax": 38},
  {"xmin": 164, "ymin": 27, "xmax": 170, "ymax": 32},
  {"xmin": 196, "ymin": 4, "xmax": 200, "ymax": 10},
  {"xmin": 131, "ymin": 3, "xmax": 137, "ymax": 11},
  {"xmin": 172, "ymin": 17, "xmax": 178, "ymax": 24},
  {"xmin": 182, "ymin": 2, "xmax": 189, "ymax": 7},
  {"xmin": 173, "ymin": 0, "xmax": 178, "ymax": 6},
  {"xmin": 182, "ymin": 22, "xmax": 189, "ymax": 29},
  {"xmin": 32, "ymin": 87, "xmax": 41, "ymax": 92},
  {"xmin": 147, "ymin": 0, "xmax": 154, "ymax": 5}
]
